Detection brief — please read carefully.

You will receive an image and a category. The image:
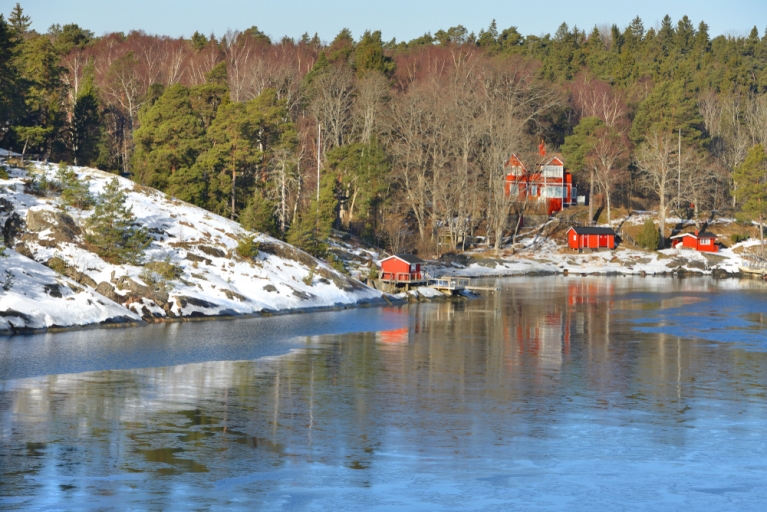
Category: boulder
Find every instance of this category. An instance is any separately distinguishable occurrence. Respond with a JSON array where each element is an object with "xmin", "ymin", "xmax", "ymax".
[
  {"xmin": 2, "ymin": 212, "xmax": 25, "ymax": 246},
  {"xmin": 25, "ymin": 209, "xmax": 81, "ymax": 246}
]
